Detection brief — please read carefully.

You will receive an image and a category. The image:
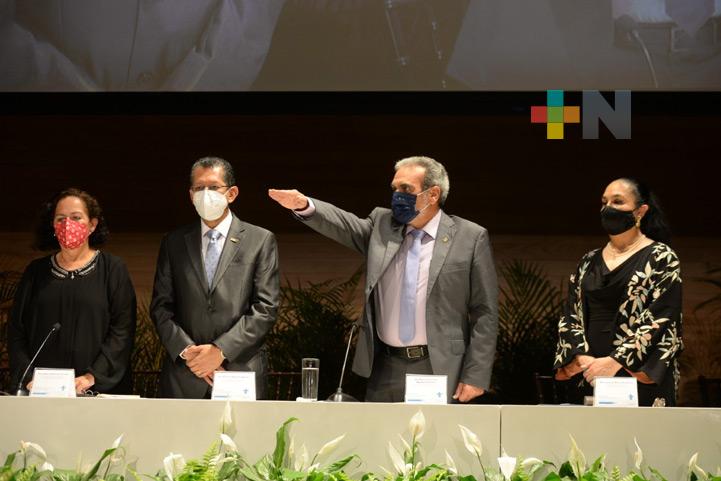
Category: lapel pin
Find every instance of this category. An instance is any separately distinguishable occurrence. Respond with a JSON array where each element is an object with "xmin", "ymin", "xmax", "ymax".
[
  {"xmin": 442, "ymin": 236, "xmax": 449, "ymax": 243},
  {"xmin": 230, "ymin": 237, "xmax": 239, "ymax": 243}
]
